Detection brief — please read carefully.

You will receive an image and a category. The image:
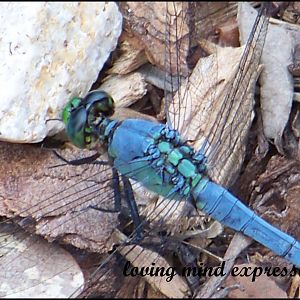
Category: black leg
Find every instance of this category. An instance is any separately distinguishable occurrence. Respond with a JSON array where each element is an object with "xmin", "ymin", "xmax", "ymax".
[
  {"xmin": 52, "ymin": 150, "xmax": 106, "ymax": 166},
  {"xmin": 112, "ymin": 168, "xmax": 121, "ymax": 212},
  {"xmin": 121, "ymin": 175, "xmax": 142, "ymax": 240},
  {"xmin": 53, "ymin": 149, "xmax": 142, "ymax": 238},
  {"xmin": 88, "ymin": 168, "xmax": 121, "ymax": 214},
  {"xmin": 90, "ymin": 170, "xmax": 143, "ymax": 241},
  {"xmin": 53, "ymin": 150, "xmax": 121, "ymax": 213}
]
